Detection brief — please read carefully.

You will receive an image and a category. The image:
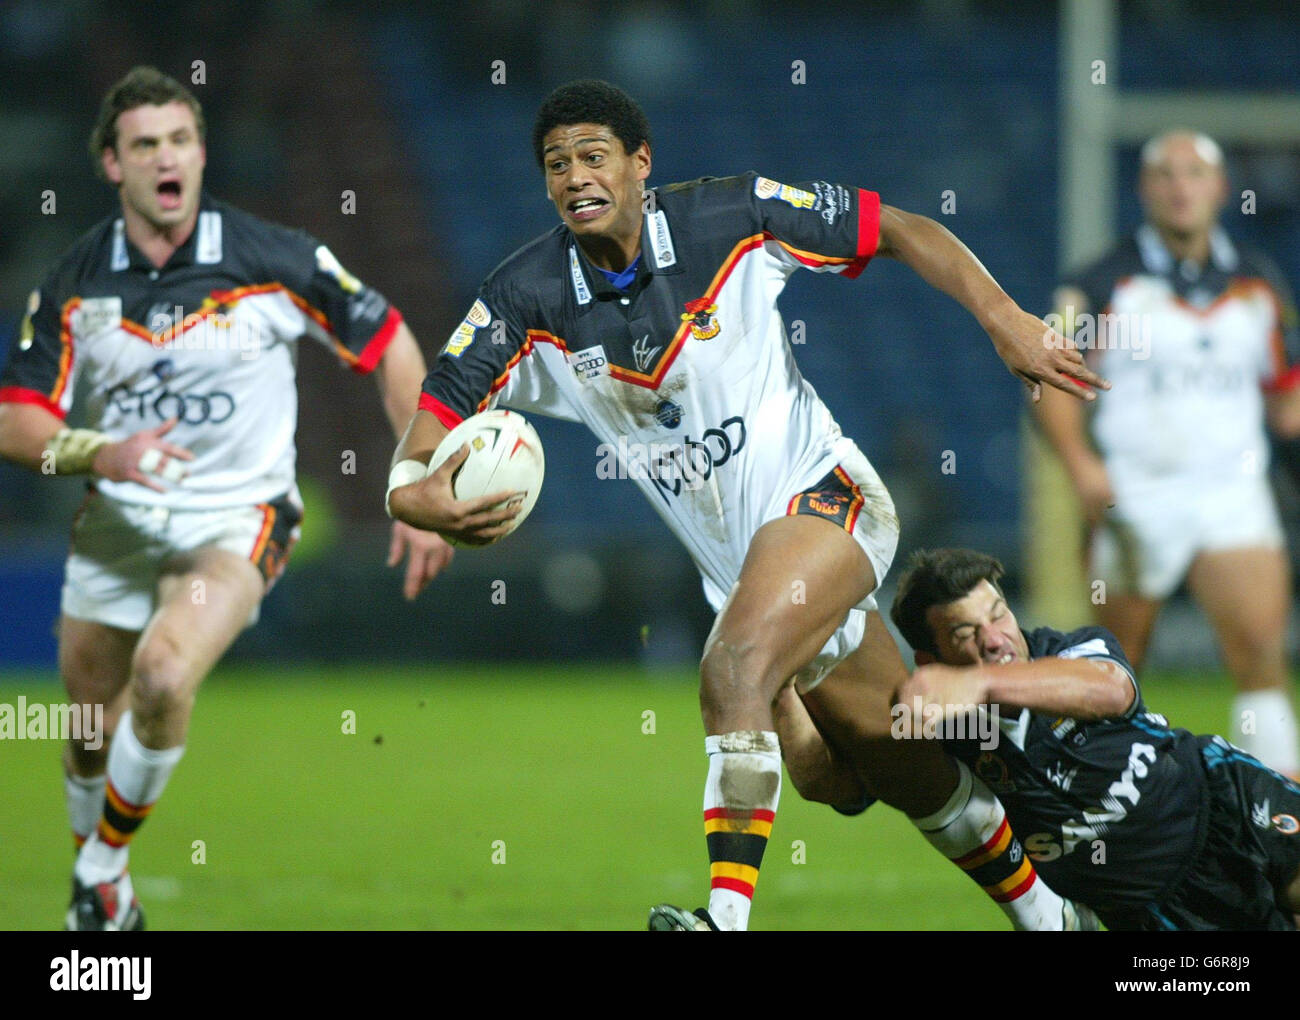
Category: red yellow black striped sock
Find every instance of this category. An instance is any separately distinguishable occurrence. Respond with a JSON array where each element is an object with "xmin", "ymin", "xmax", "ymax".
[
  {"xmin": 914, "ymin": 759, "xmax": 1067, "ymax": 930},
  {"xmin": 97, "ymin": 780, "xmax": 154, "ymax": 849},
  {"xmin": 74, "ymin": 711, "xmax": 184, "ymax": 885},
  {"xmin": 950, "ymin": 814, "xmax": 1036, "ymax": 904},
  {"xmin": 703, "ymin": 731, "xmax": 782, "ymax": 931}
]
